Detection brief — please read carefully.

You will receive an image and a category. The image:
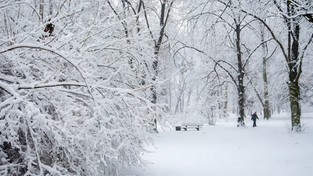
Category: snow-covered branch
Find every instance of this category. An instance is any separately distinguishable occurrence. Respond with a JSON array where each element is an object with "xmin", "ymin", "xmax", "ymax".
[
  {"xmin": 0, "ymin": 44, "xmax": 84, "ymax": 79},
  {"xmin": 0, "ymin": 81, "xmax": 19, "ymax": 97},
  {"xmin": 17, "ymin": 82, "xmax": 87, "ymax": 89}
]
